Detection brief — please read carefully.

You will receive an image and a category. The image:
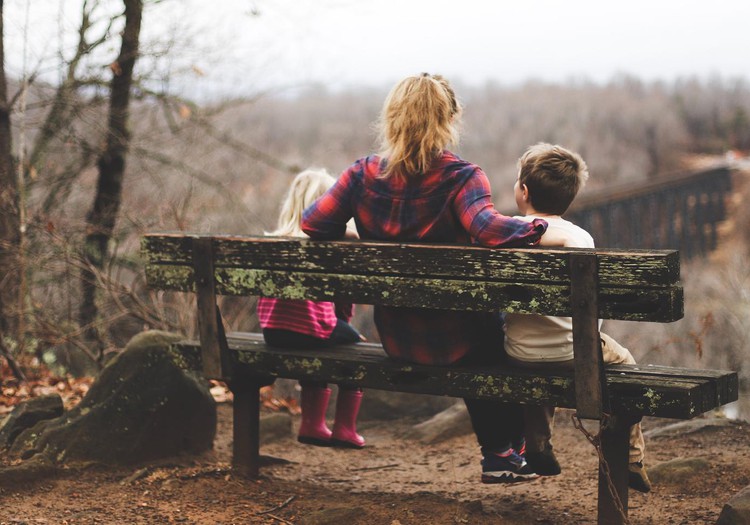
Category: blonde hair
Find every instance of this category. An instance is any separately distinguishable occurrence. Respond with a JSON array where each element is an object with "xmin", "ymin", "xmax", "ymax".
[
  {"xmin": 377, "ymin": 73, "xmax": 462, "ymax": 179},
  {"xmin": 518, "ymin": 143, "xmax": 589, "ymax": 215},
  {"xmin": 267, "ymin": 168, "xmax": 337, "ymax": 237}
]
